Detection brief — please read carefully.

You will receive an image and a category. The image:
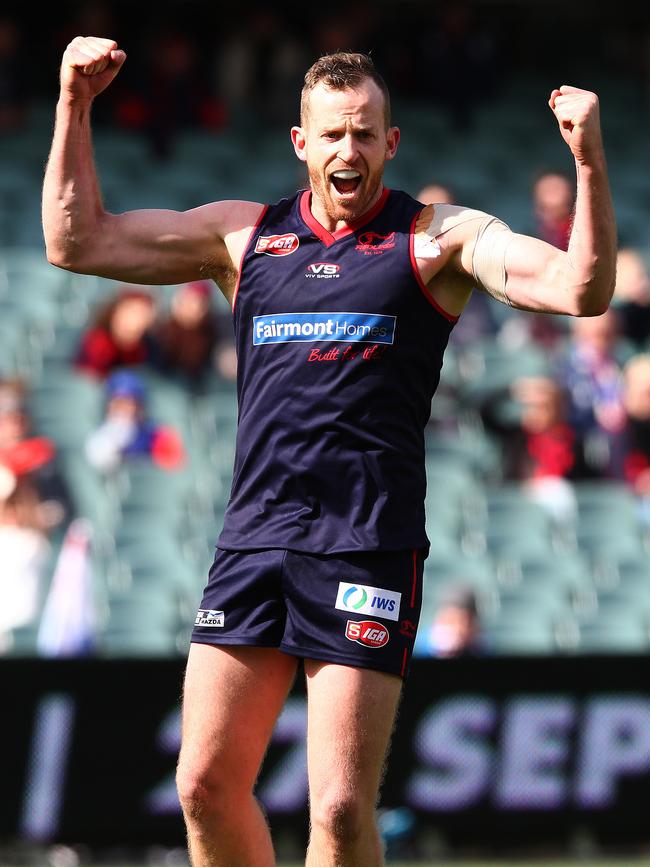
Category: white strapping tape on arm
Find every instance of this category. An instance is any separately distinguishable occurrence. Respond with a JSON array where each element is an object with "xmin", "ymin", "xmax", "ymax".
[
  {"xmin": 414, "ymin": 204, "xmax": 515, "ymax": 305},
  {"xmin": 471, "ymin": 216, "xmax": 516, "ymax": 306}
]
